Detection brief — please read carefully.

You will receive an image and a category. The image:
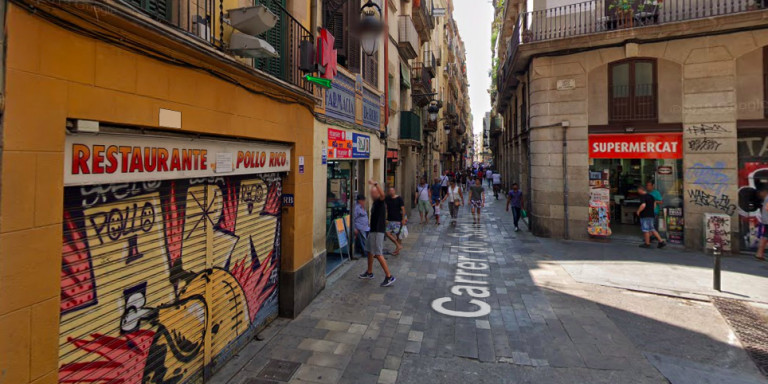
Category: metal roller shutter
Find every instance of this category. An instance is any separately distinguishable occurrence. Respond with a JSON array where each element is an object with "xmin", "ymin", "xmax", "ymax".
[{"xmin": 59, "ymin": 133, "xmax": 288, "ymax": 383}]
